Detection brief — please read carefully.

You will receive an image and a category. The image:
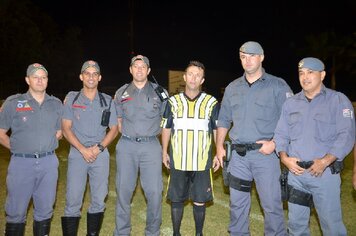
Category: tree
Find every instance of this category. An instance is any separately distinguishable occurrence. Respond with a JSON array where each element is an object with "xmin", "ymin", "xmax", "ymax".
[
  {"xmin": 0, "ymin": 0, "xmax": 84, "ymax": 99},
  {"xmin": 298, "ymin": 31, "xmax": 356, "ymax": 93}
]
